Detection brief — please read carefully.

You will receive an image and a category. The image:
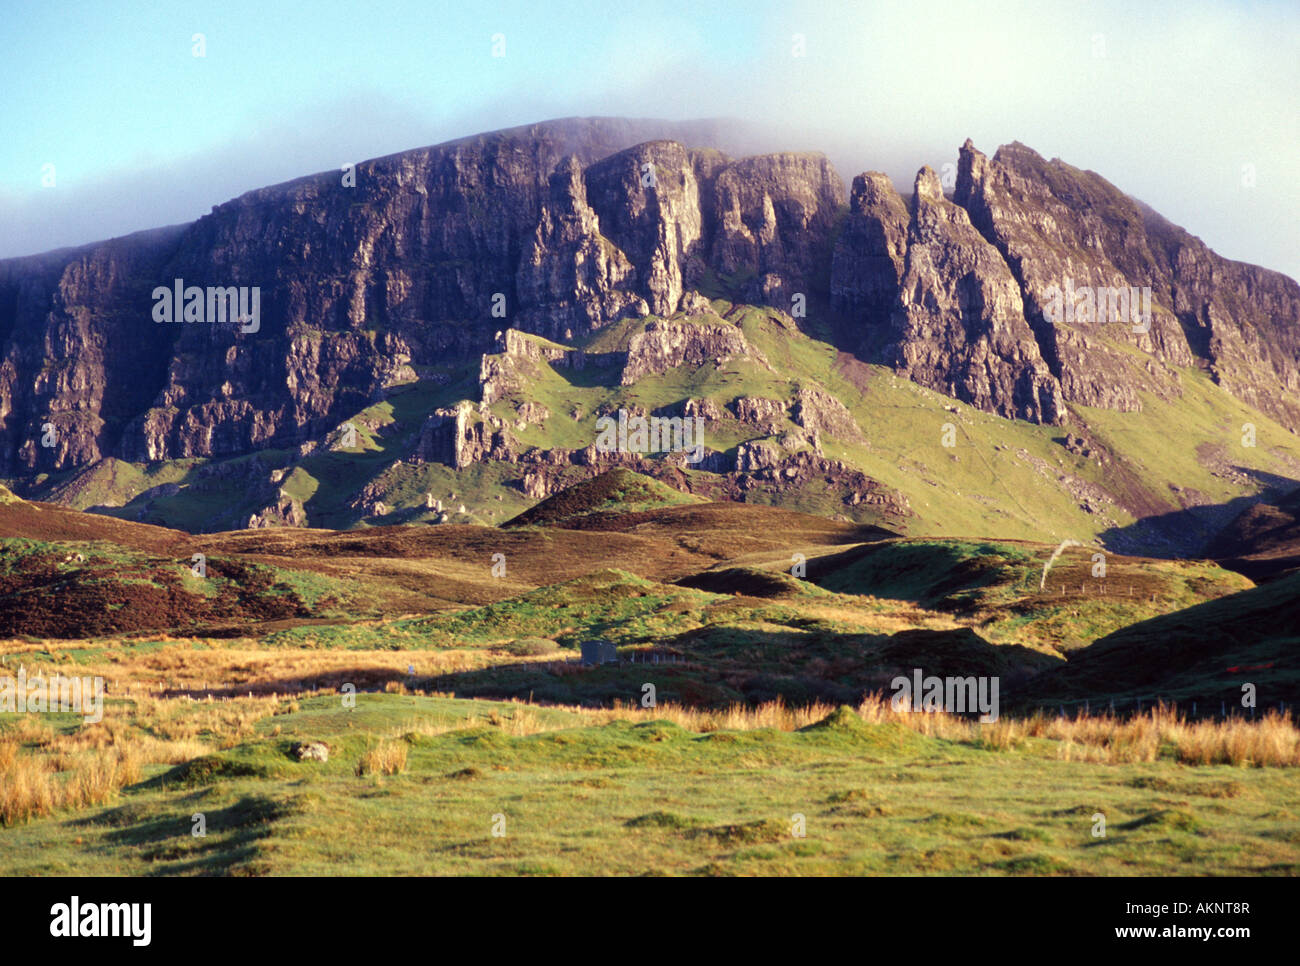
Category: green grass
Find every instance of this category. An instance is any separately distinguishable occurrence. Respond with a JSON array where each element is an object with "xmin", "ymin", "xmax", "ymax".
[
  {"xmin": 808, "ymin": 537, "xmax": 1250, "ymax": 653},
  {"xmin": 3, "ymin": 694, "xmax": 1297, "ymax": 875},
  {"xmin": 815, "ymin": 539, "xmax": 1036, "ymax": 604},
  {"xmin": 1077, "ymin": 373, "xmax": 1298, "ymax": 512},
  {"xmin": 505, "ymin": 468, "xmax": 704, "ymax": 526},
  {"xmin": 1024, "ymin": 570, "xmax": 1300, "ymax": 708},
  {"xmin": 407, "ymin": 569, "xmax": 719, "ymax": 649}
]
